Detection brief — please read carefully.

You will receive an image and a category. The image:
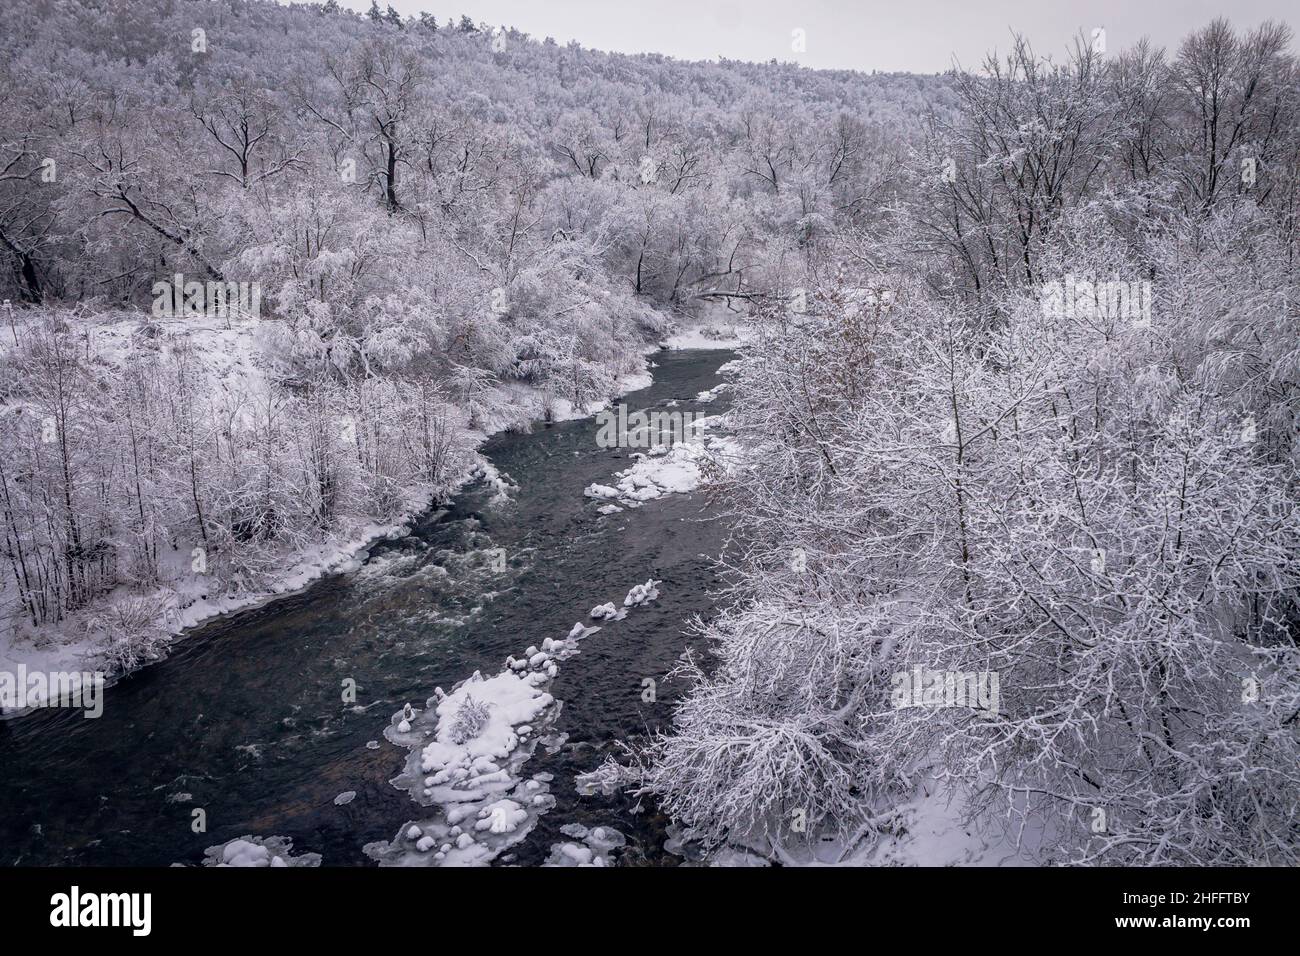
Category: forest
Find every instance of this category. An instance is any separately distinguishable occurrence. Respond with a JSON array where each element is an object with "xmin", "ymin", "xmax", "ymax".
[{"xmin": 0, "ymin": 0, "xmax": 1297, "ymax": 867}]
